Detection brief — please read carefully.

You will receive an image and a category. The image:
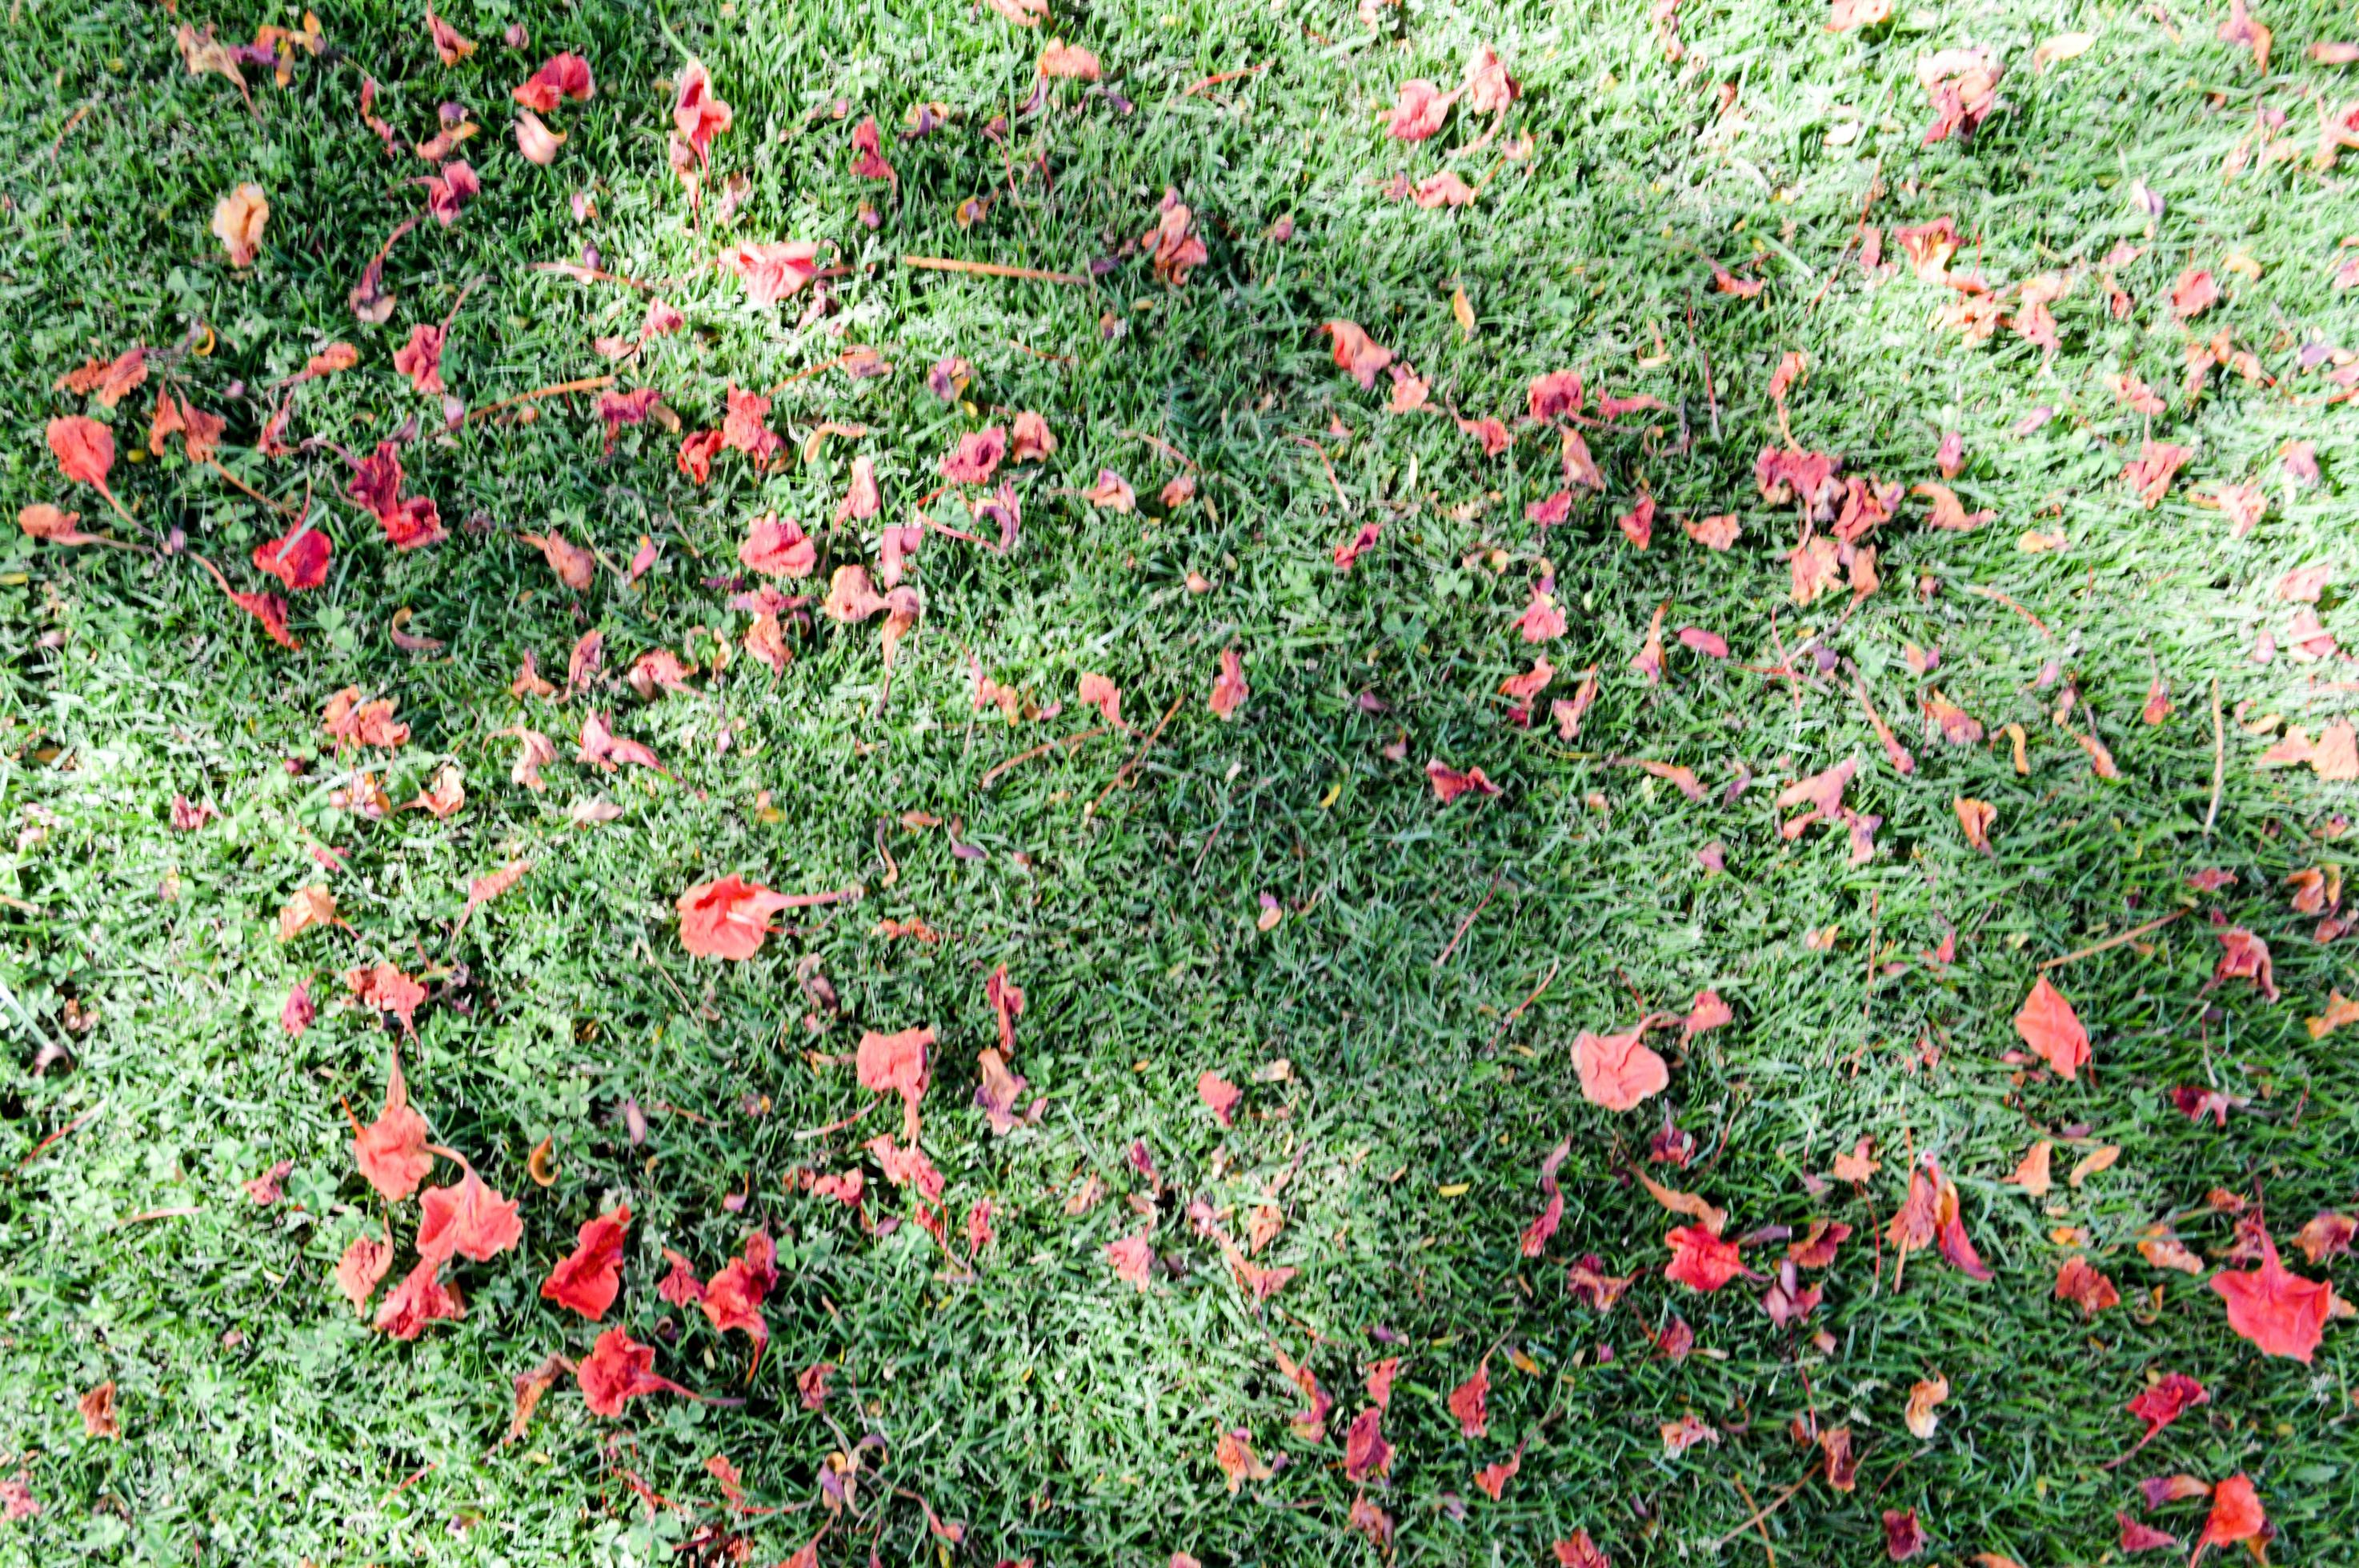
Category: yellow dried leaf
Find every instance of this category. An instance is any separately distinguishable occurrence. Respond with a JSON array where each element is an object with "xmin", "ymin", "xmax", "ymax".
[
  {"xmin": 211, "ymin": 184, "xmax": 270, "ymax": 269},
  {"xmin": 2138, "ymin": 1227, "xmax": 2205, "ymax": 1274},
  {"xmin": 2068, "ymin": 1144, "xmax": 2121, "ymax": 1188},
  {"xmin": 1831, "ymin": 1137, "xmax": 1879, "ymax": 1183},
  {"xmin": 1635, "ymin": 1169, "xmax": 1727, "ymax": 1234},
  {"xmin": 2003, "ymin": 1139, "xmax": 2053, "ymax": 1196},
  {"xmin": 2309, "ymin": 991, "xmax": 2359, "ymax": 1039},
  {"xmin": 2032, "ymin": 31, "xmax": 2095, "ymax": 70},
  {"xmin": 276, "ymin": 884, "xmax": 338, "ymax": 942},
  {"xmin": 1904, "ymin": 1373, "xmax": 1949, "ymax": 1439}
]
